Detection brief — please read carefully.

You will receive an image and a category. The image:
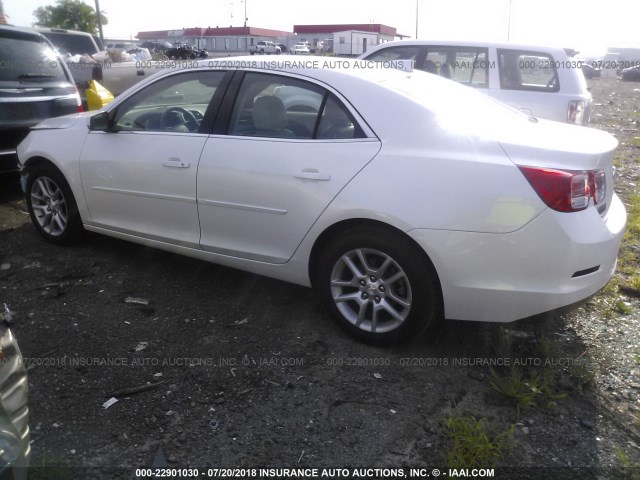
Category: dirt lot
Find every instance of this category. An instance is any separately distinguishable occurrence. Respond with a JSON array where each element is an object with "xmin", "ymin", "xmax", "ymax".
[{"xmin": 0, "ymin": 73, "xmax": 639, "ymax": 479}]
